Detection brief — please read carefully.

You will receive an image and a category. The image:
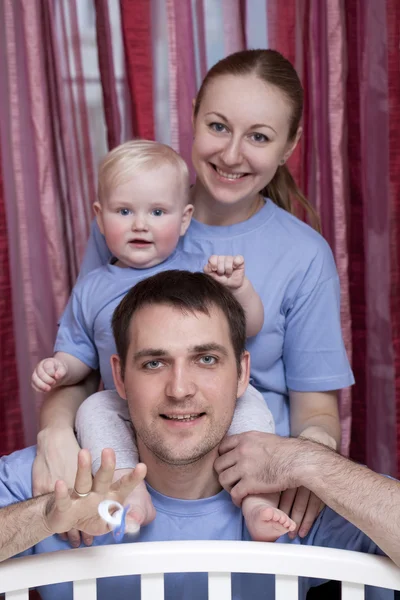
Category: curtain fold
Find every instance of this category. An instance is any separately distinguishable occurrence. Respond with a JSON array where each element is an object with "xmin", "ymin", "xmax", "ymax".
[
  {"xmin": 387, "ymin": 0, "xmax": 400, "ymax": 477},
  {"xmin": 120, "ymin": 0, "xmax": 154, "ymax": 140},
  {"xmin": 0, "ymin": 0, "xmax": 105, "ymax": 442},
  {"xmin": 0, "ymin": 146, "xmax": 24, "ymax": 455},
  {"xmin": 95, "ymin": 0, "xmax": 122, "ymax": 150},
  {"xmin": 347, "ymin": 0, "xmax": 396, "ymax": 475}
]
